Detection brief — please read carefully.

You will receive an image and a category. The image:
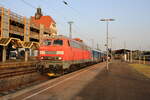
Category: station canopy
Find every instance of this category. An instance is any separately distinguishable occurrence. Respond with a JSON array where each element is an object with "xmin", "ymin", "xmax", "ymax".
[
  {"xmin": 22, "ymin": 41, "xmax": 39, "ymax": 49},
  {"xmin": 0, "ymin": 38, "xmax": 22, "ymax": 47}
]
